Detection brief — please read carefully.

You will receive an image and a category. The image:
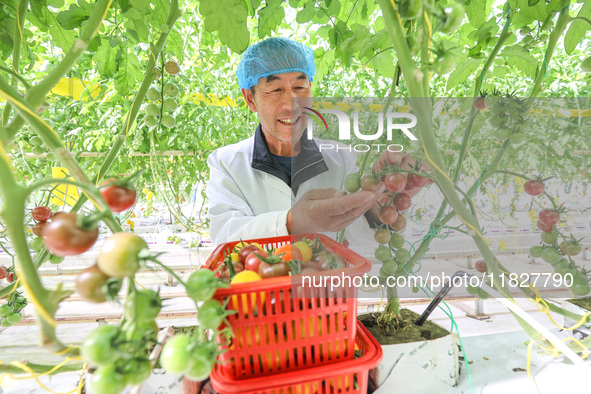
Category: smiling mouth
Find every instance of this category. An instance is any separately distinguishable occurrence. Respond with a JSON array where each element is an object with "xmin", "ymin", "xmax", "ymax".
[{"xmin": 278, "ymin": 115, "xmax": 301, "ymax": 125}]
